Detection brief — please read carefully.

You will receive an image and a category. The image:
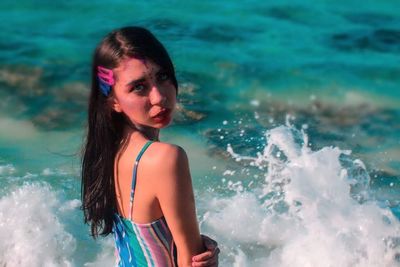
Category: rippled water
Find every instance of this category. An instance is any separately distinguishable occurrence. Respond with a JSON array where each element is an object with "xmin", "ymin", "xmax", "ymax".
[{"xmin": 0, "ymin": 1, "xmax": 399, "ymax": 266}]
